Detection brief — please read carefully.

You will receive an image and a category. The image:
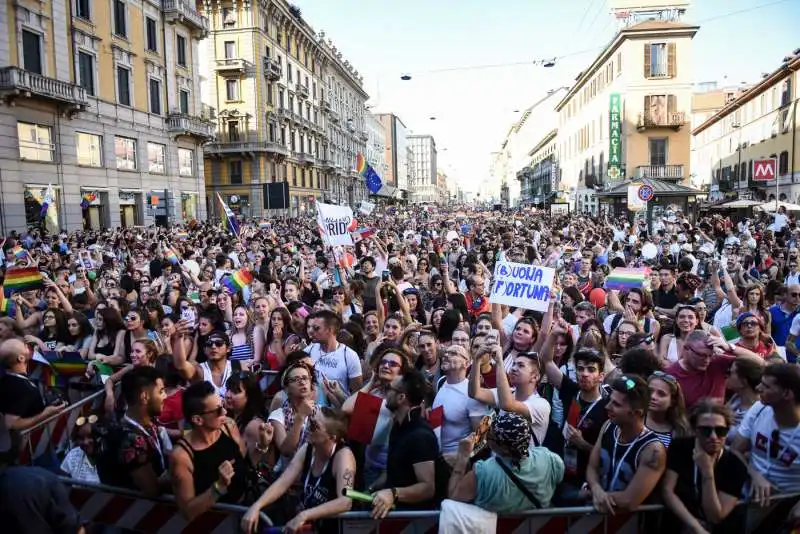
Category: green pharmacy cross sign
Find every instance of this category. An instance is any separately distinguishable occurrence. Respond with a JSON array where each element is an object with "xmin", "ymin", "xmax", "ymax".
[{"xmin": 608, "ymin": 93, "xmax": 622, "ymax": 180}]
